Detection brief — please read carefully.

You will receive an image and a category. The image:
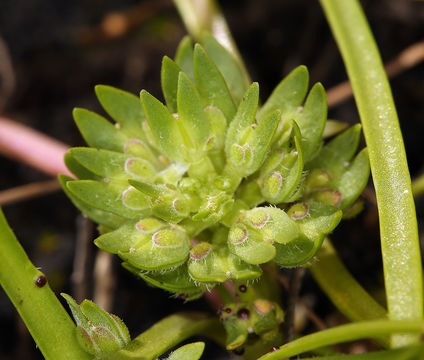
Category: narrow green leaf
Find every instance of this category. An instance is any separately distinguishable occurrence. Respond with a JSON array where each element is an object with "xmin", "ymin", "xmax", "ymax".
[
  {"xmin": 141, "ymin": 90, "xmax": 186, "ymax": 163},
  {"xmin": 168, "ymin": 342, "xmax": 205, "ymax": 360},
  {"xmin": 177, "ymin": 71, "xmax": 210, "ymax": 149},
  {"xmin": 161, "ymin": 56, "xmax": 182, "ymax": 113},
  {"xmin": 59, "ymin": 175, "xmax": 126, "ymax": 229},
  {"xmin": 119, "ymin": 227, "xmax": 190, "ymax": 271},
  {"xmin": 67, "ymin": 180, "xmax": 151, "ymax": 220},
  {"xmin": 203, "ymin": 33, "xmax": 247, "ymax": 105},
  {"xmin": 69, "ymin": 148, "xmax": 156, "ymax": 181},
  {"xmin": 95, "ymin": 85, "xmax": 145, "ymax": 139},
  {"xmin": 73, "ymin": 108, "xmax": 127, "ymax": 152},
  {"xmin": 294, "ymin": 83, "xmax": 327, "ymax": 162},
  {"xmin": 225, "ymin": 82, "xmax": 259, "ymax": 155},
  {"xmin": 259, "ymin": 65, "xmax": 309, "ymax": 121},
  {"xmin": 64, "ymin": 152, "xmax": 101, "ymax": 181},
  {"xmin": 193, "ymin": 44, "xmax": 236, "ymax": 122},
  {"xmin": 336, "ymin": 148, "xmax": 370, "ymax": 211},
  {"xmin": 175, "ymin": 36, "xmax": 194, "ymax": 80}
]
